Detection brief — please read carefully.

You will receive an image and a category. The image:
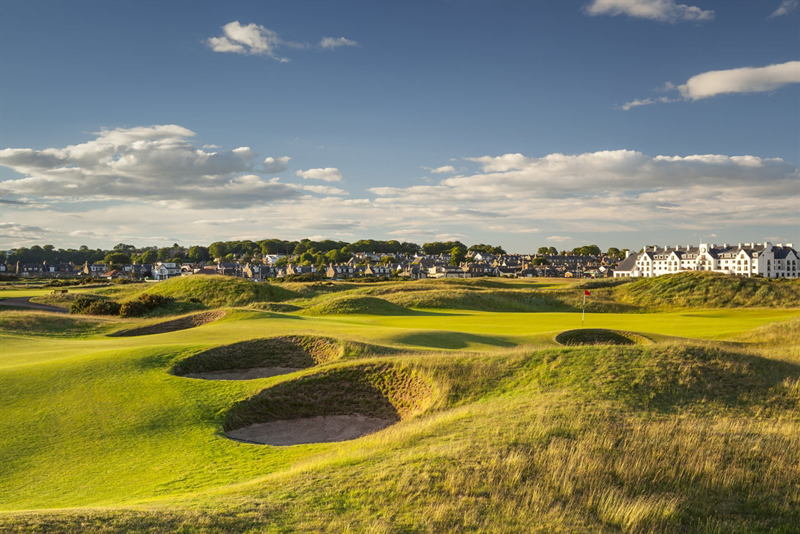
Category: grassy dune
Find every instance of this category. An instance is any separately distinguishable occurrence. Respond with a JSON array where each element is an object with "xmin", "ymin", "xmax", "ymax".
[
  {"xmin": 616, "ymin": 272, "xmax": 800, "ymax": 309},
  {"xmin": 145, "ymin": 275, "xmax": 300, "ymax": 307},
  {"xmin": 1, "ymin": 274, "xmax": 799, "ymax": 532}
]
